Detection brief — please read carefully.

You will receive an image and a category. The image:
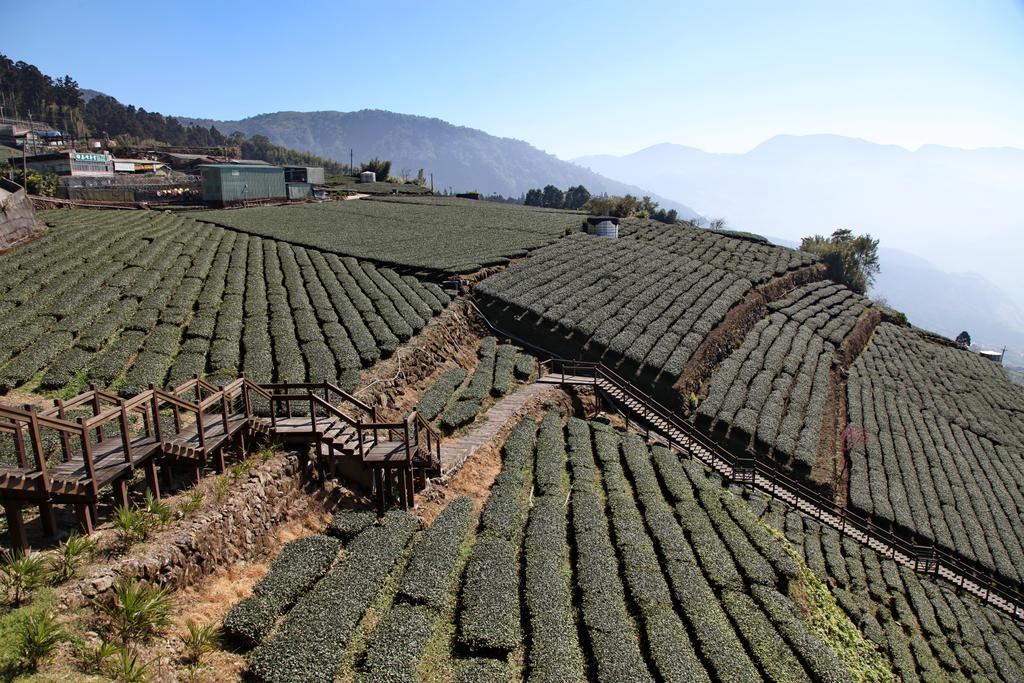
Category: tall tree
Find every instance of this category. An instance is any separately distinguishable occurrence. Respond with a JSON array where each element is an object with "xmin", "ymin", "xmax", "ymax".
[
  {"xmin": 524, "ymin": 188, "xmax": 543, "ymax": 206},
  {"xmin": 563, "ymin": 185, "xmax": 591, "ymax": 210},
  {"xmin": 541, "ymin": 184, "xmax": 564, "ymax": 209}
]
